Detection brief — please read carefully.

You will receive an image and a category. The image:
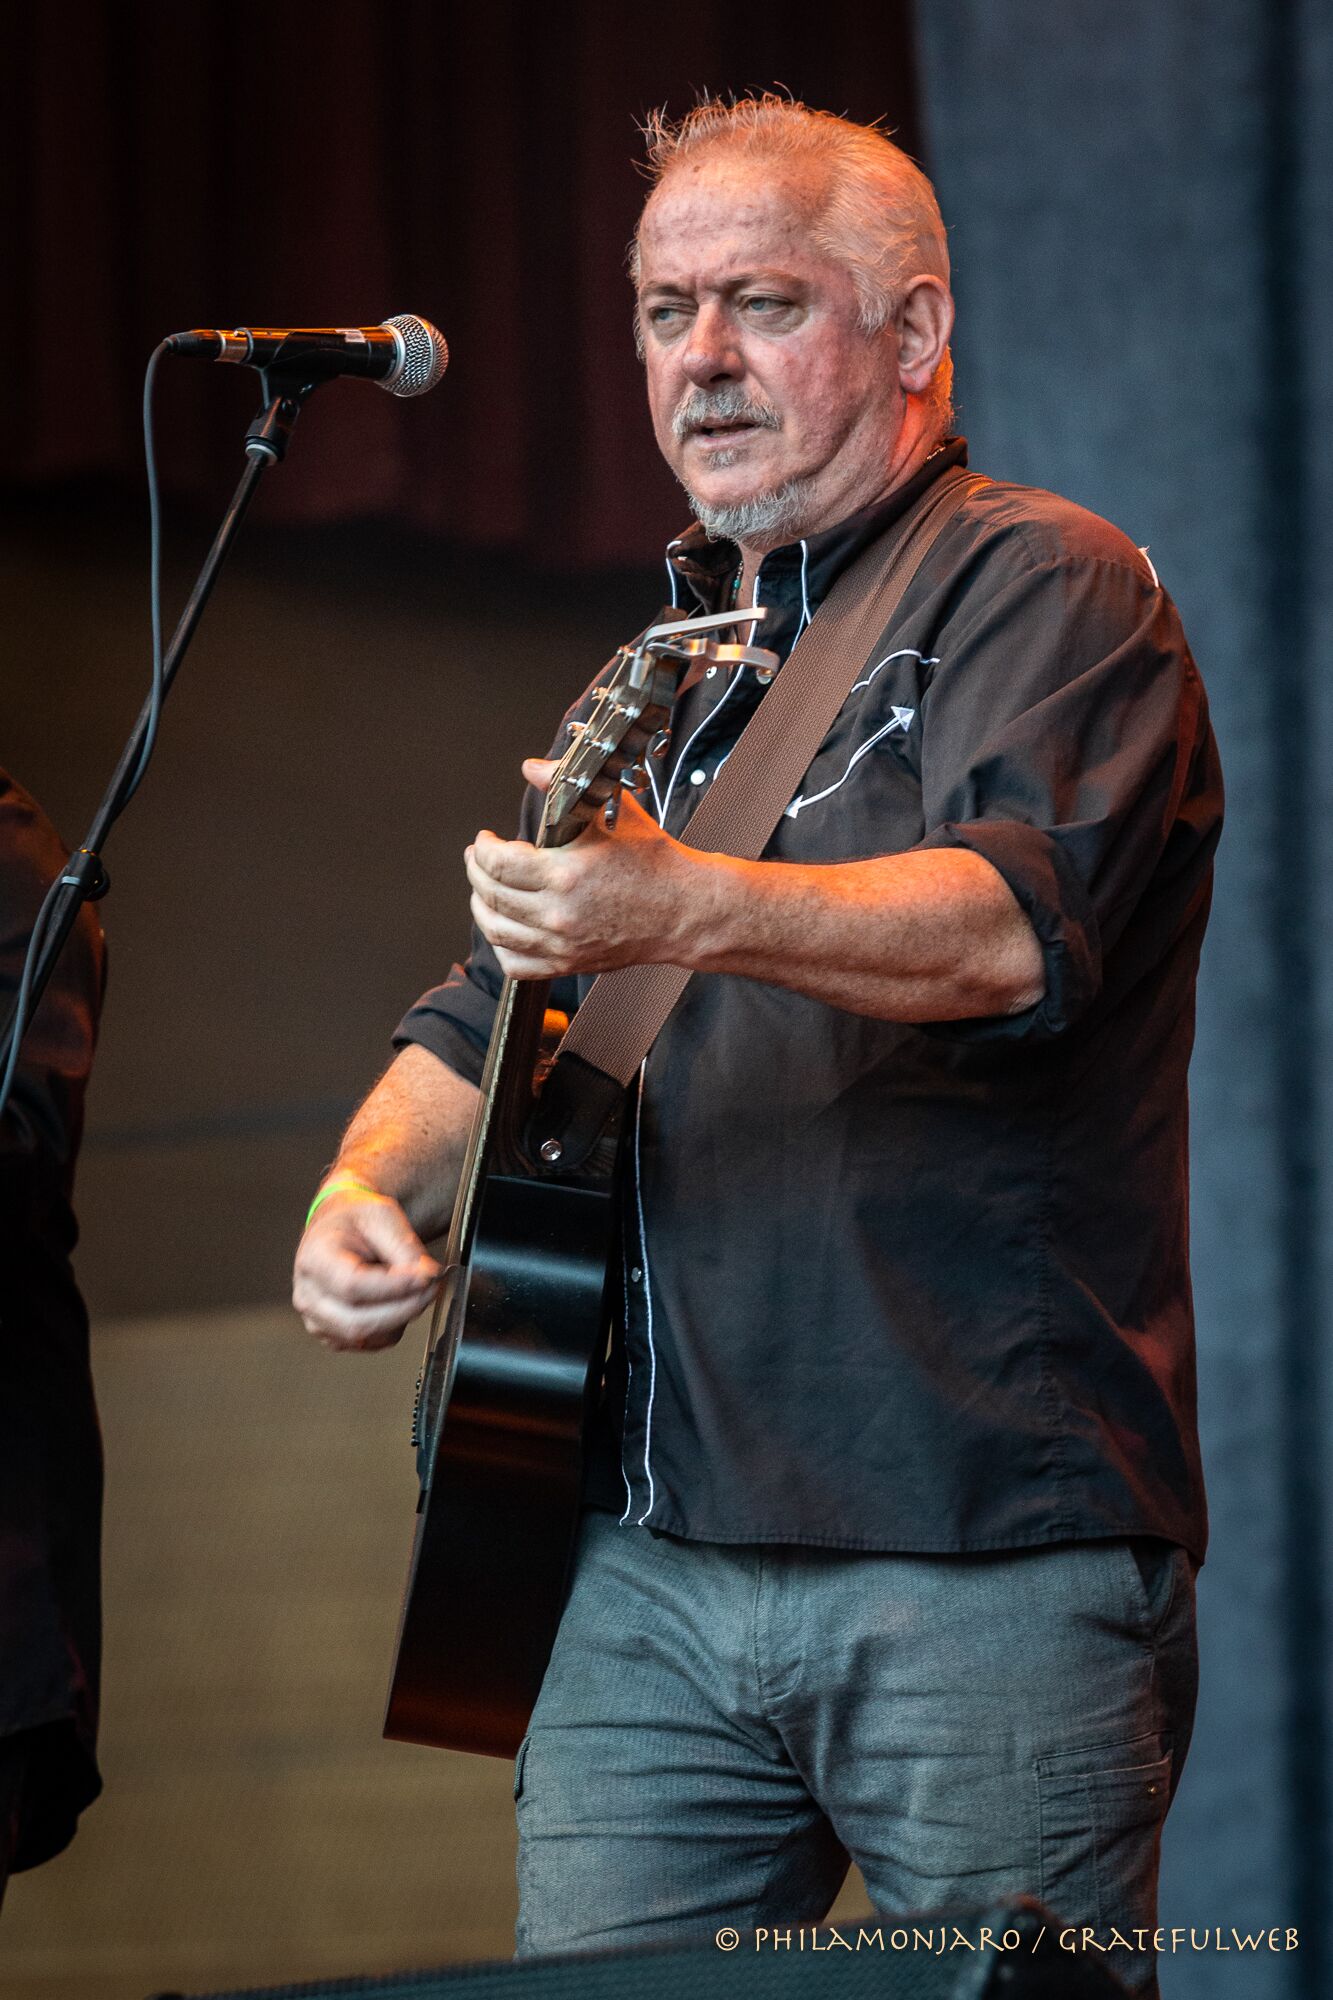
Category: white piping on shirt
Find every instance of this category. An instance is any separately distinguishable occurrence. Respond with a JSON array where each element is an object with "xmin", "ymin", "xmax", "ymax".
[
  {"xmin": 626, "ymin": 551, "xmax": 725, "ymax": 1519},
  {"xmin": 850, "ymin": 647, "xmax": 939, "ymax": 695},
  {"xmin": 744, "ymin": 559, "xmax": 766, "ymax": 648},
  {"xmin": 630, "ymin": 1060, "xmax": 658, "ymax": 1525},
  {"xmin": 709, "ymin": 567, "xmax": 768, "ymax": 781},
  {"xmin": 624, "ymin": 549, "xmax": 841, "ymax": 1515},
  {"xmin": 661, "ymin": 644, "xmax": 747, "ymax": 822},
  {"xmin": 642, "ymin": 559, "xmax": 684, "ymax": 819},
  {"xmin": 617, "ymin": 1238, "xmax": 635, "ymax": 1522},
  {"xmin": 1138, "ymin": 545, "xmax": 1160, "ymax": 588},
  {"xmin": 785, "ymin": 713, "xmax": 913, "ymax": 819}
]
